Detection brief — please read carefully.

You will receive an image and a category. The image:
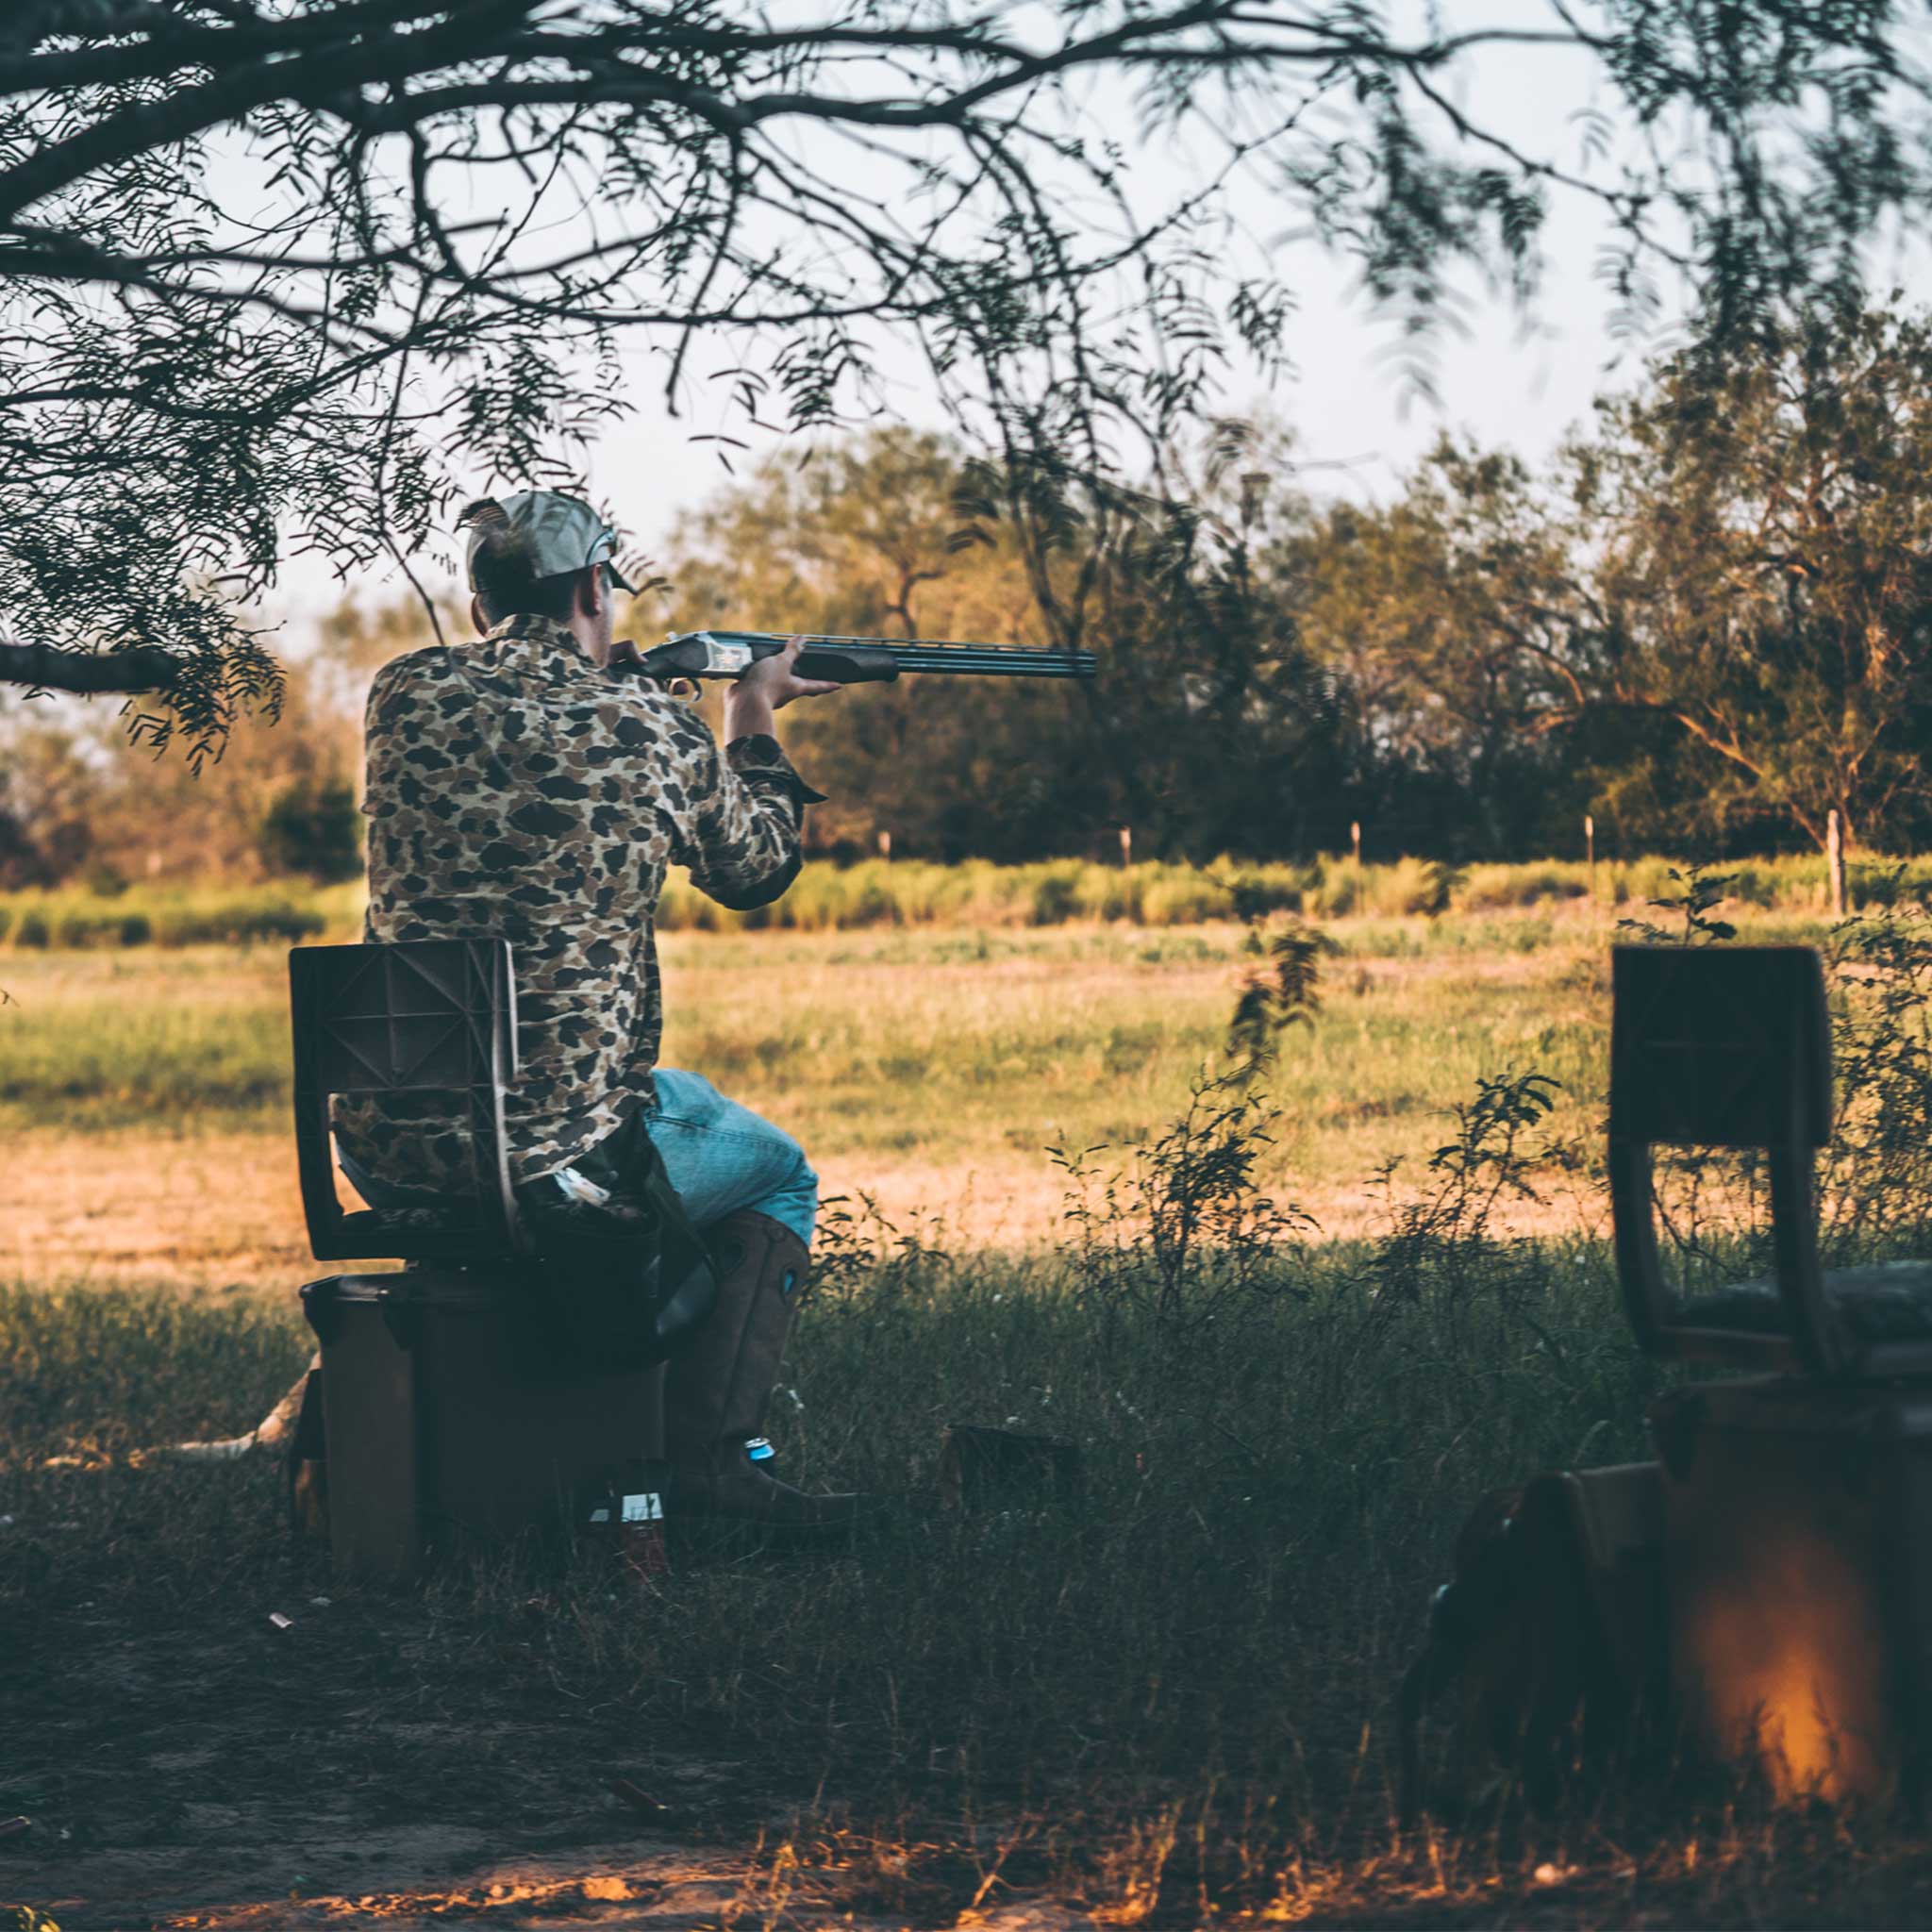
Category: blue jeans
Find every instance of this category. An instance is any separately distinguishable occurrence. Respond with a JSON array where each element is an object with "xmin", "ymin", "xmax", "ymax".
[
  {"xmin": 338, "ymin": 1069, "xmax": 819, "ymax": 1247},
  {"xmin": 644, "ymin": 1070, "xmax": 818, "ymax": 1247}
]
